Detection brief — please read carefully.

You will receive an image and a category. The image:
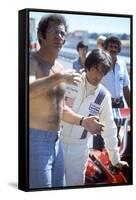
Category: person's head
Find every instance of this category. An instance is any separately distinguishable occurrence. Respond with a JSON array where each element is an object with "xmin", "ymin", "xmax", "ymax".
[
  {"xmin": 85, "ymin": 48, "xmax": 112, "ymax": 86},
  {"xmin": 37, "ymin": 14, "xmax": 68, "ymax": 49},
  {"xmin": 76, "ymin": 41, "xmax": 88, "ymax": 58},
  {"xmin": 103, "ymin": 36, "xmax": 121, "ymax": 58},
  {"xmin": 96, "ymin": 35, "xmax": 106, "ymax": 49}
]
